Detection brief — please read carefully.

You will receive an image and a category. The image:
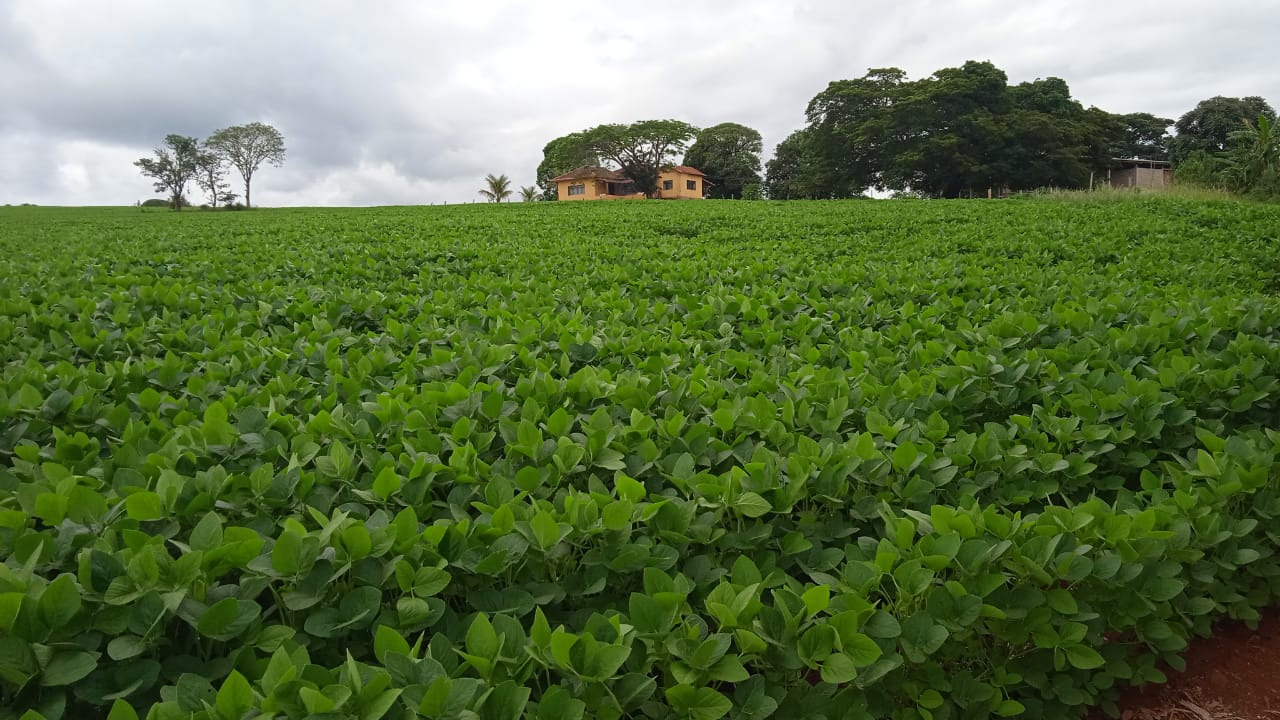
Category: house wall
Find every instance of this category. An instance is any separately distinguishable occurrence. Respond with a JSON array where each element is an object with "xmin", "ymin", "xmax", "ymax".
[
  {"xmin": 657, "ymin": 171, "xmax": 704, "ymax": 199},
  {"xmin": 557, "ymin": 178, "xmax": 608, "ymax": 201},
  {"xmin": 560, "ymin": 172, "xmax": 705, "ymax": 200},
  {"xmin": 1109, "ymin": 167, "xmax": 1172, "ymax": 190}
]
